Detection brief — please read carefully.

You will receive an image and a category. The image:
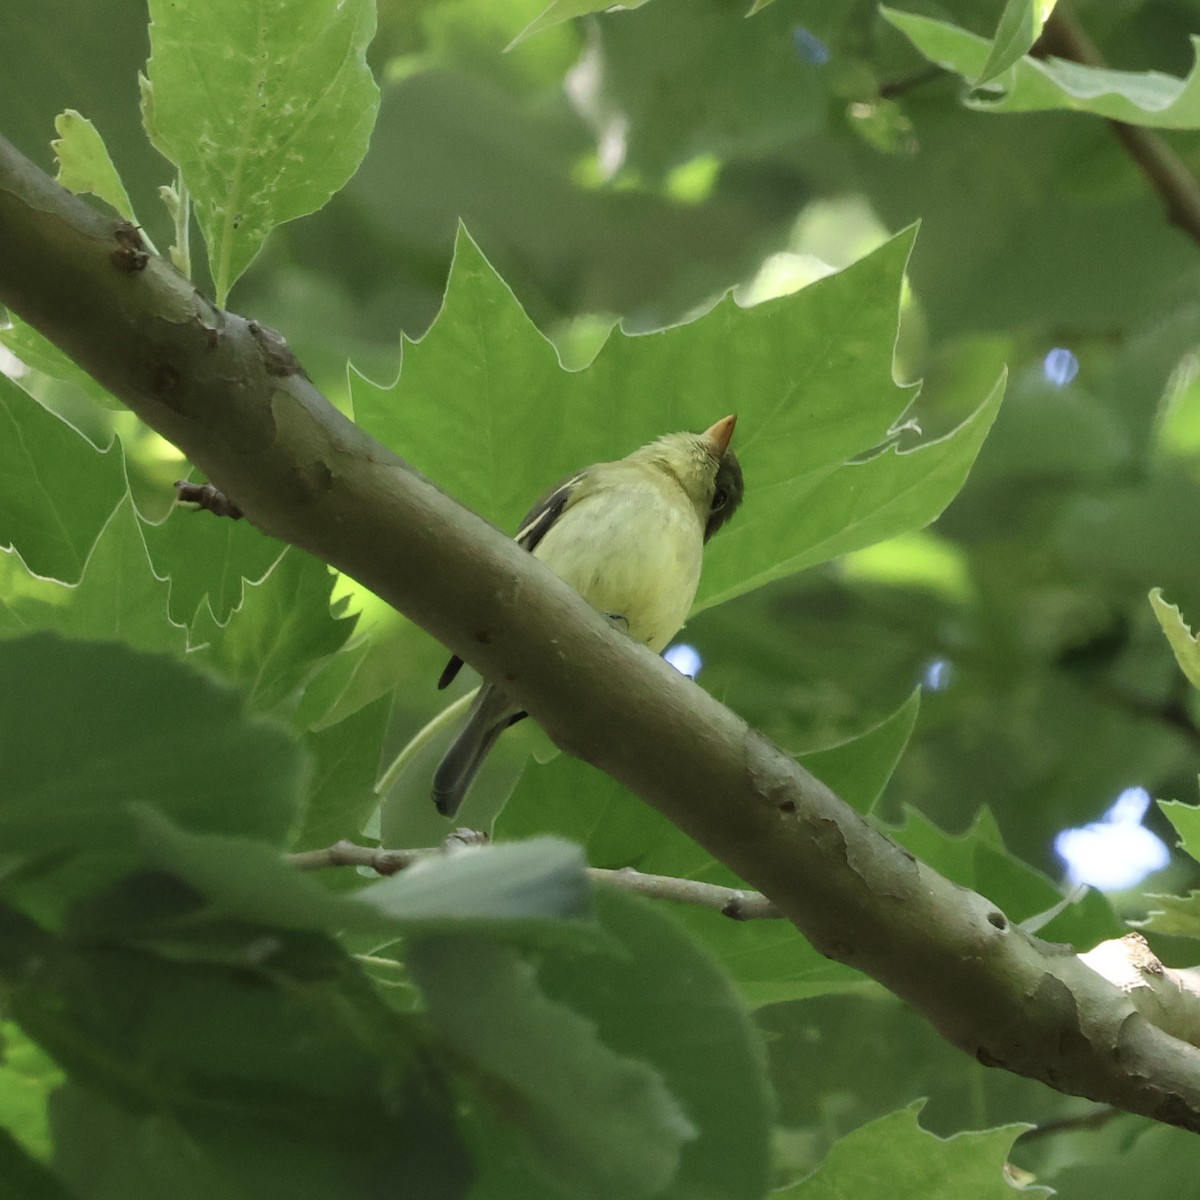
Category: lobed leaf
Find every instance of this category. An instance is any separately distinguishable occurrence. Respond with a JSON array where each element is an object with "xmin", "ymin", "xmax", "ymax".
[
  {"xmin": 51, "ymin": 110, "xmax": 138, "ymax": 225},
  {"xmin": 884, "ymin": 8, "xmax": 1200, "ymax": 128},
  {"xmin": 775, "ymin": 1102, "xmax": 1036, "ymax": 1198},
  {"xmin": 1148, "ymin": 588, "xmax": 1200, "ymax": 691},
  {"xmin": 353, "ymin": 226, "xmax": 1003, "ymax": 617},
  {"xmin": 0, "ymin": 377, "xmax": 126, "ymax": 585}
]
